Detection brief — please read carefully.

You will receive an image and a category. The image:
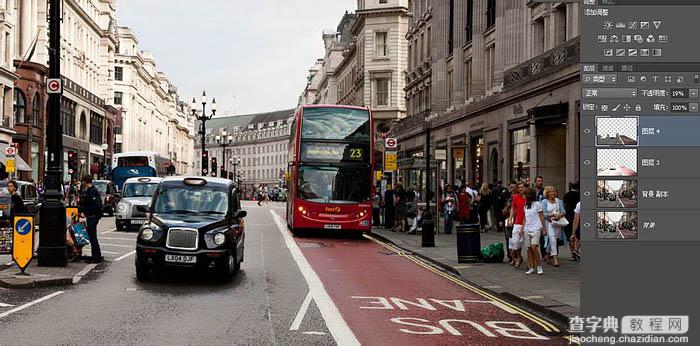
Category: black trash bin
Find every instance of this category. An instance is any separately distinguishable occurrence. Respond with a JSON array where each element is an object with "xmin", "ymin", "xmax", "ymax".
[{"xmin": 456, "ymin": 223, "xmax": 481, "ymax": 263}]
